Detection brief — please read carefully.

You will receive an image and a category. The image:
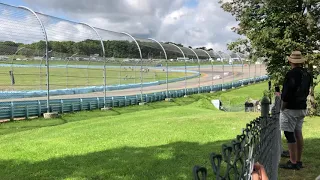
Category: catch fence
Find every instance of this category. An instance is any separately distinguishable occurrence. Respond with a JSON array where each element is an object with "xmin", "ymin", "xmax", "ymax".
[{"xmin": 0, "ymin": 2, "xmax": 267, "ymax": 119}]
